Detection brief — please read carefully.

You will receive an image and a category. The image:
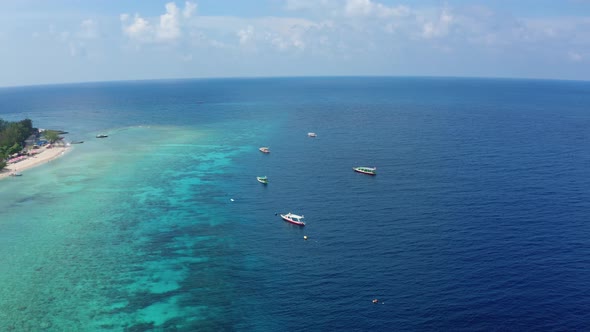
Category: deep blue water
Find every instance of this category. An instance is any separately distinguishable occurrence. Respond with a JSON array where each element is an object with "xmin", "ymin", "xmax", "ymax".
[{"xmin": 1, "ymin": 77, "xmax": 590, "ymax": 331}]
